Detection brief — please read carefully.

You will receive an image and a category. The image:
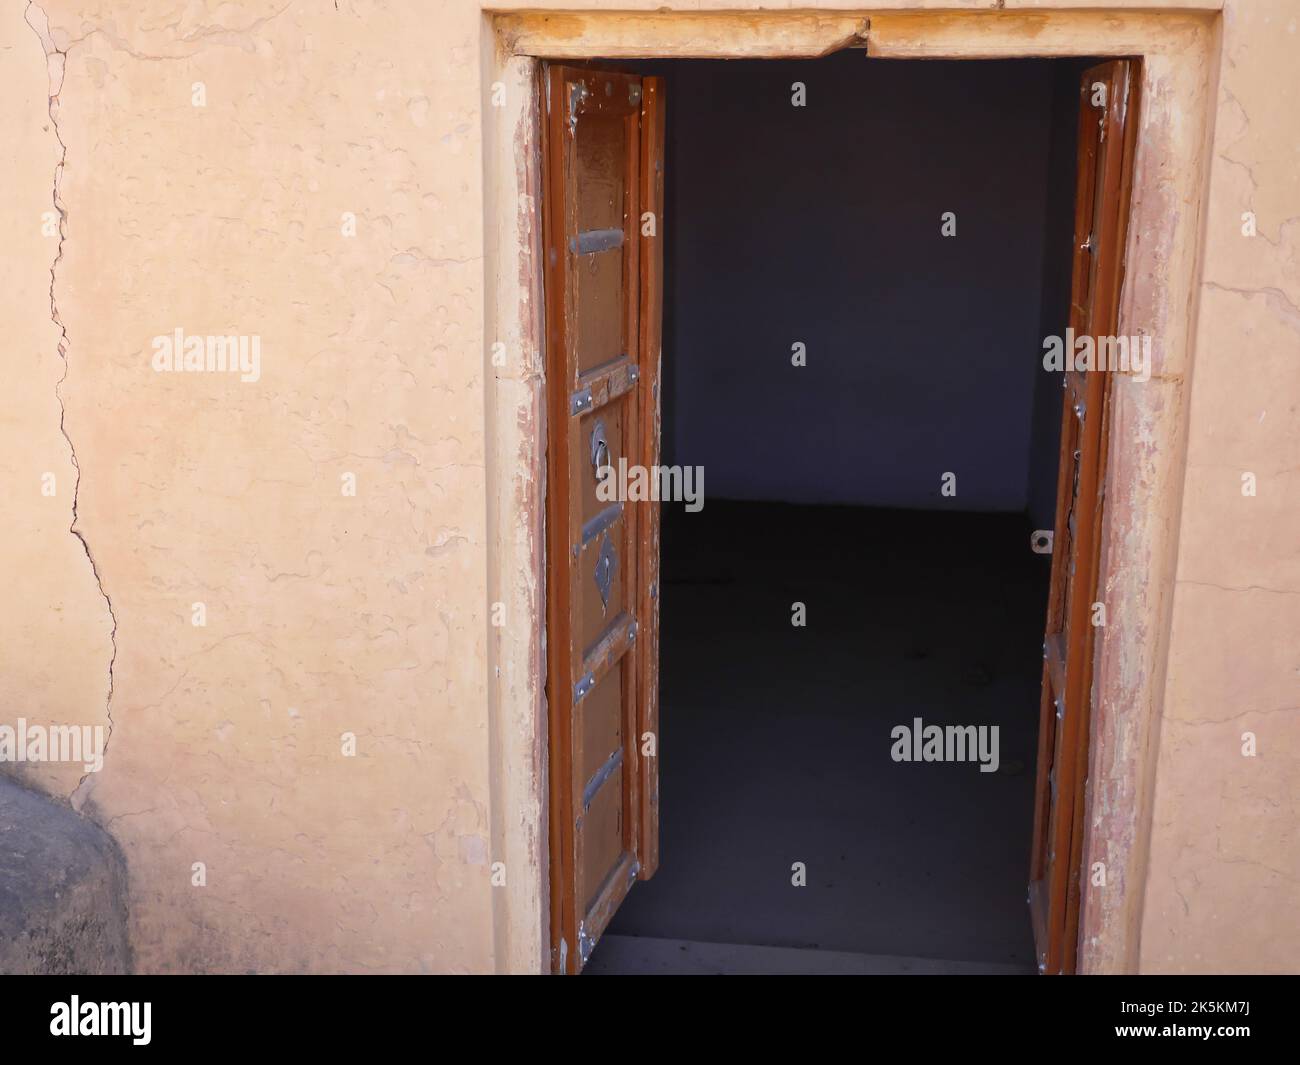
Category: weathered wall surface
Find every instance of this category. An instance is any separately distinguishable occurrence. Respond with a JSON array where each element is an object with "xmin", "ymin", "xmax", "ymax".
[
  {"xmin": 3, "ymin": 0, "xmax": 495, "ymax": 973},
  {"xmin": 0, "ymin": 1, "xmax": 113, "ymax": 801},
  {"xmin": 1137, "ymin": 0, "xmax": 1300, "ymax": 975},
  {"xmin": 0, "ymin": 0, "xmax": 1294, "ymax": 974}
]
